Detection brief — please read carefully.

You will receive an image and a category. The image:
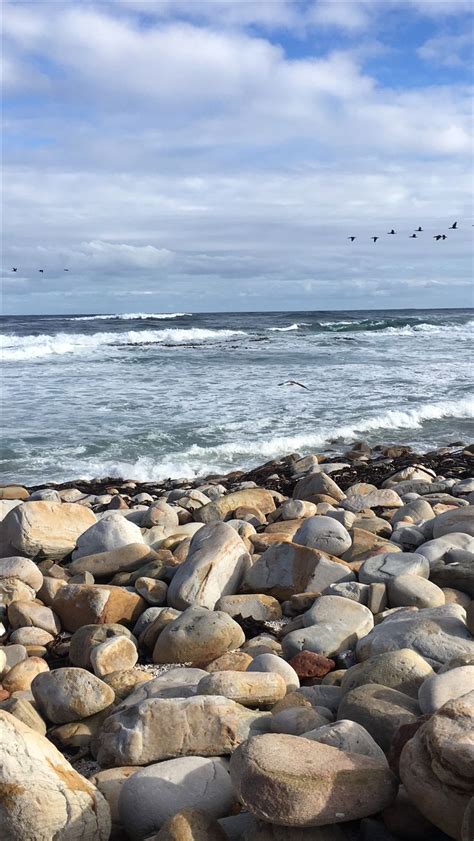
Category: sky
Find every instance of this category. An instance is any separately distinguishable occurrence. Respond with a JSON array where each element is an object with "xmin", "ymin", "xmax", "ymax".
[{"xmin": 1, "ymin": 0, "xmax": 474, "ymax": 314}]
